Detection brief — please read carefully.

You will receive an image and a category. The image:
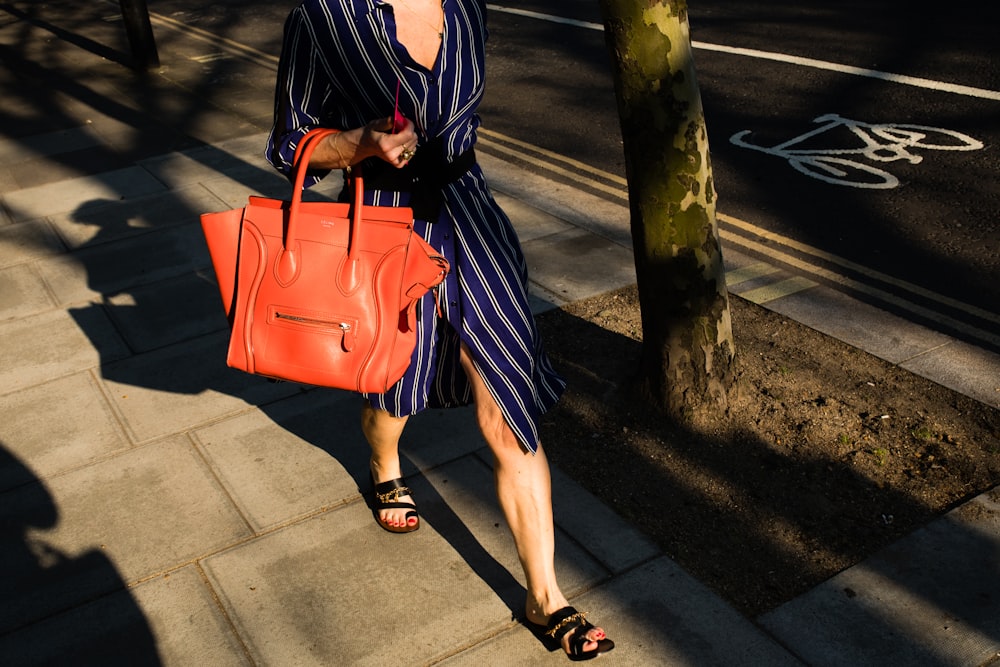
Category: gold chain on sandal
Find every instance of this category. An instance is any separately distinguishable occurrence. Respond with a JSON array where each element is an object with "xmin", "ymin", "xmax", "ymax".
[
  {"xmin": 375, "ymin": 485, "xmax": 412, "ymax": 504},
  {"xmin": 545, "ymin": 611, "xmax": 588, "ymax": 638}
]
